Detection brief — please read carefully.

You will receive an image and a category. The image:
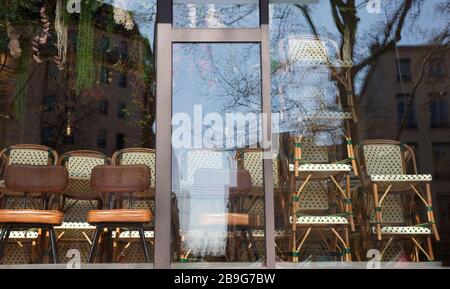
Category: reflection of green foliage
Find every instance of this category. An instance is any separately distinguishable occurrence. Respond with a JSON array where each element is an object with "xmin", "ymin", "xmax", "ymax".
[
  {"xmin": 75, "ymin": 1, "xmax": 94, "ymax": 94},
  {"xmin": 13, "ymin": 39, "xmax": 30, "ymax": 121},
  {"xmin": 75, "ymin": 0, "xmax": 99, "ymax": 95},
  {"xmin": 0, "ymin": 0, "xmax": 41, "ymax": 24}
]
